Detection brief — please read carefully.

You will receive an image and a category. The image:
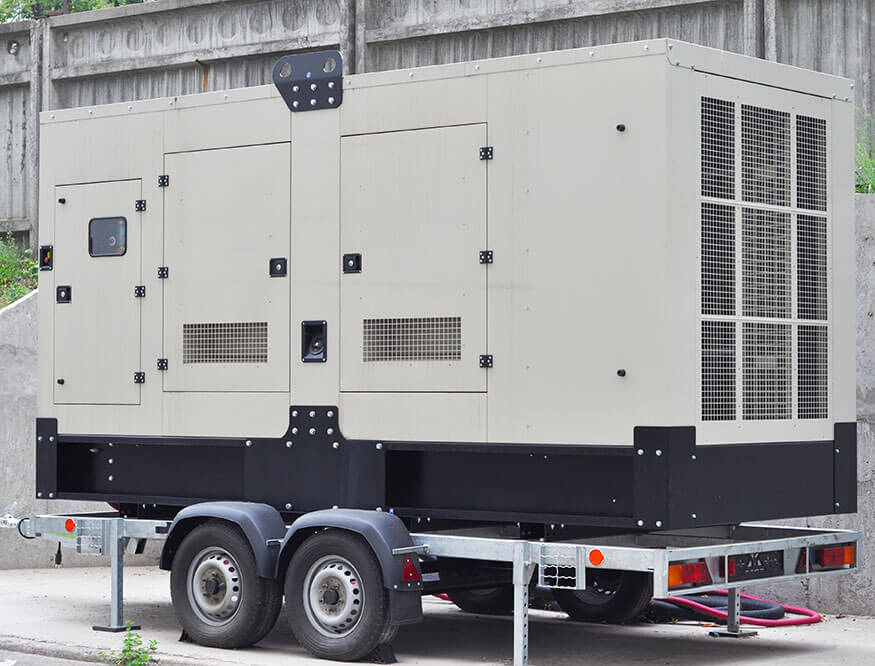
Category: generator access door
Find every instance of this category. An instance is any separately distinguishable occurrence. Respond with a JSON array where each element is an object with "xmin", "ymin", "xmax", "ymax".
[
  {"xmin": 162, "ymin": 143, "xmax": 291, "ymax": 392},
  {"xmin": 53, "ymin": 180, "xmax": 142, "ymax": 405},
  {"xmin": 340, "ymin": 124, "xmax": 487, "ymax": 392}
]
